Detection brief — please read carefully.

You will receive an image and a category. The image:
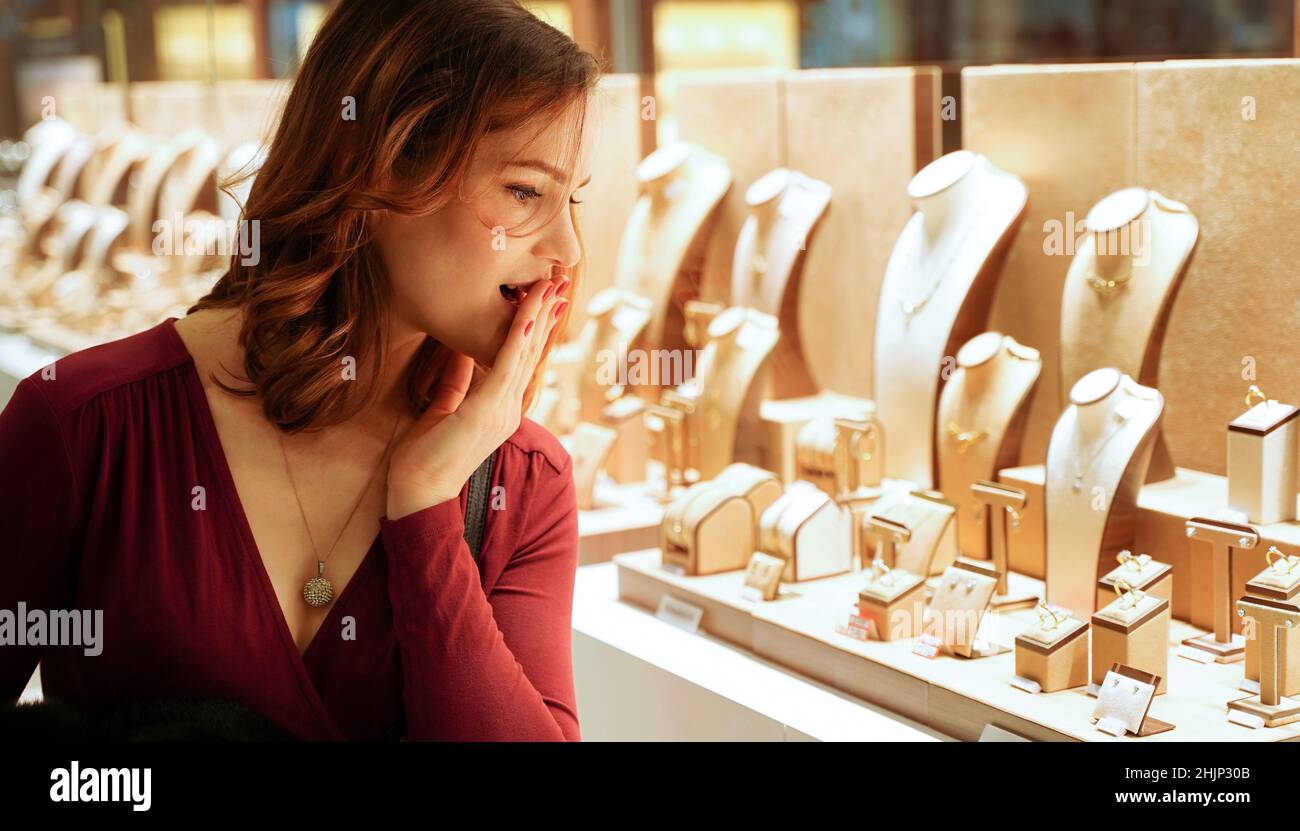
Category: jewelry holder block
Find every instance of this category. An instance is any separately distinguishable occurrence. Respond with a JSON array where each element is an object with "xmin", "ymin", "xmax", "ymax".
[
  {"xmin": 1181, "ymin": 518, "xmax": 1255, "ymax": 662},
  {"xmin": 856, "ymin": 561, "xmax": 926, "ymax": 642},
  {"xmin": 869, "ymin": 492, "xmax": 958, "ymax": 577},
  {"xmin": 1243, "ymin": 549, "xmax": 1300, "ymax": 698},
  {"xmin": 1227, "ymin": 396, "xmax": 1299, "ymax": 525},
  {"xmin": 710, "ymin": 463, "xmax": 784, "ymax": 528},
  {"xmin": 1095, "ymin": 550, "xmax": 1172, "ymax": 618},
  {"xmin": 660, "ymin": 481, "xmax": 754, "ymax": 576},
  {"xmin": 759, "ymin": 392, "xmax": 876, "ymax": 485},
  {"xmin": 1091, "ymin": 588, "xmax": 1170, "ymax": 694},
  {"xmin": 927, "ymin": 559, "xmax": 1000, "ymax": 657},
  {"xmin": 972, "ymin": 480, "xmax": 1037, "ymax": 610},
  {"xmin": 758, "ymin": 481, "xmax": 853, "ymax": 582},
  {"xmin": 794, "ymin": 412, "xmax": 884, "ymax": 498},
  {"xmin": 1014, "ymin": 605, "xmax": 1090, "ymax": 692},
  {"xmin": 1092, "ymin": 664, "xmax": 1173, "ymax": 737},
  {"xmin": 1232, "ymin": 596, "xmax": 1300, "ymax": 728}
]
